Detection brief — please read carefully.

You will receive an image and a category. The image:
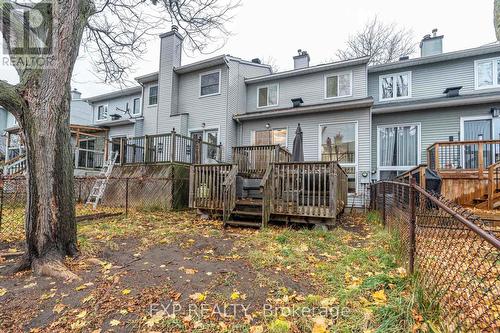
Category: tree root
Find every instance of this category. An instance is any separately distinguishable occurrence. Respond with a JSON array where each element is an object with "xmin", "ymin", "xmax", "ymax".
[
  {"xmin": 10, "ymin": 254, "xmax": 32, "ymax": 274},
  {"xmin": 32, "ymin": 258, "xmax": 81, "ymax": 282}
]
